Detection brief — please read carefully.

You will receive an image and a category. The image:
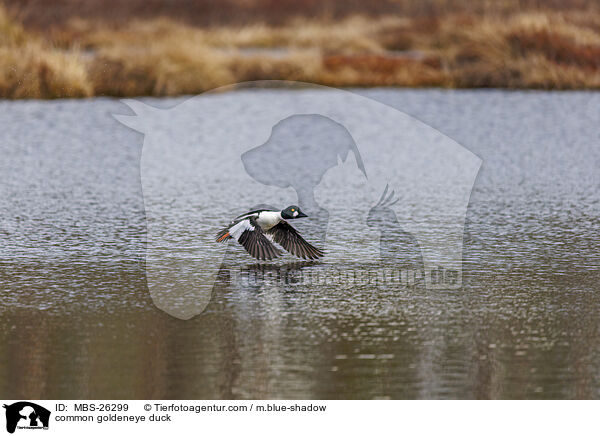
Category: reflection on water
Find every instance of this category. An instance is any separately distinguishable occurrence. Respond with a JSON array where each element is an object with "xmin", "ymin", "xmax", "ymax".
[{"xmin": 0, "ymin": 90, "xmax": 599, "ymax": 399}]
